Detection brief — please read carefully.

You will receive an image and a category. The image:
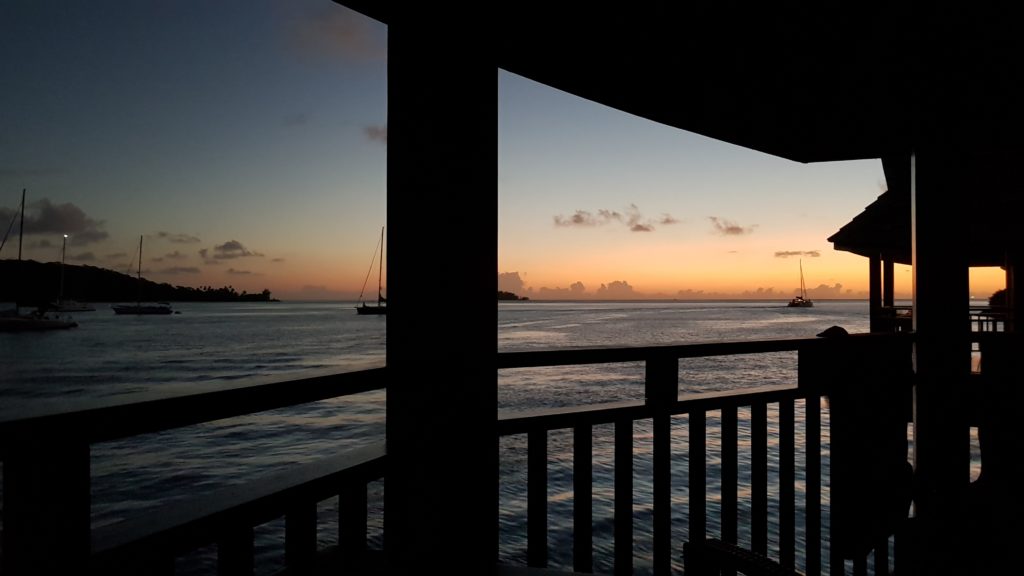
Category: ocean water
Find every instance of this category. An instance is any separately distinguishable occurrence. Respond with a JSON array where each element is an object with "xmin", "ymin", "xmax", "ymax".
[
  {"xmin": 496, "ymin": 300, "xmax": 873, "ymax": 575},
  {"xmin": 1, "ymin": 299, "xmax": 931, "ymax": 574}
]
